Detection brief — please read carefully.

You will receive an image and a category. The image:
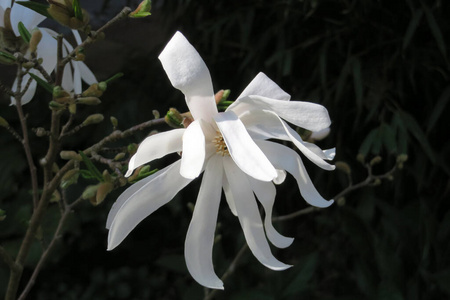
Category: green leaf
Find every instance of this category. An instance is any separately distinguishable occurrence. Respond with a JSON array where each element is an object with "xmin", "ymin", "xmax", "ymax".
[
  {"xmin": 18, "ymin": 22, "xmax": 31, "ymax": 44},
  {"xmin": 398, "ymin": 111, "xmax": 436, "ymax": 163},
  {"xmin": 283, "ymin": 253, "xmax": 318, "ymax": 297},
  {"xmin": 426, "ymin": 86, "xmax": 450, "ymax": 134},
  {"xmin": 402, "ymin": 9, "xmax": 423, "ymax": 51},
  {"xmin": 0, "ymin": 51, "xmax": 17, "ymax": 64},
  {"xmin": 359, "ymin": 128, "xmax": 377, "ymax": 156},
  {"xmin": 422, "ymin": 2, "xmax": 447, "ymax": 61},
  {"xmin": 72, "ymin": 0, "xmax": 83, "ymax": 21},
  {"xmin": 28, "ymin": 73, "xmax": 54, "ymax": 94},
  {"xmin": 79, "ymin": 151, "xmax": 103, "ymax": 182},
  {"xmin": 380, "ymin": 123, "xmax": 397, "ymax": 153},
  {"xmin": 352, "ymin": 57, "xmax": 363, "ymax": 110},
  {"xmin": 16, "ymin": 1, "xmax": 52, "ymax": 19}
]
